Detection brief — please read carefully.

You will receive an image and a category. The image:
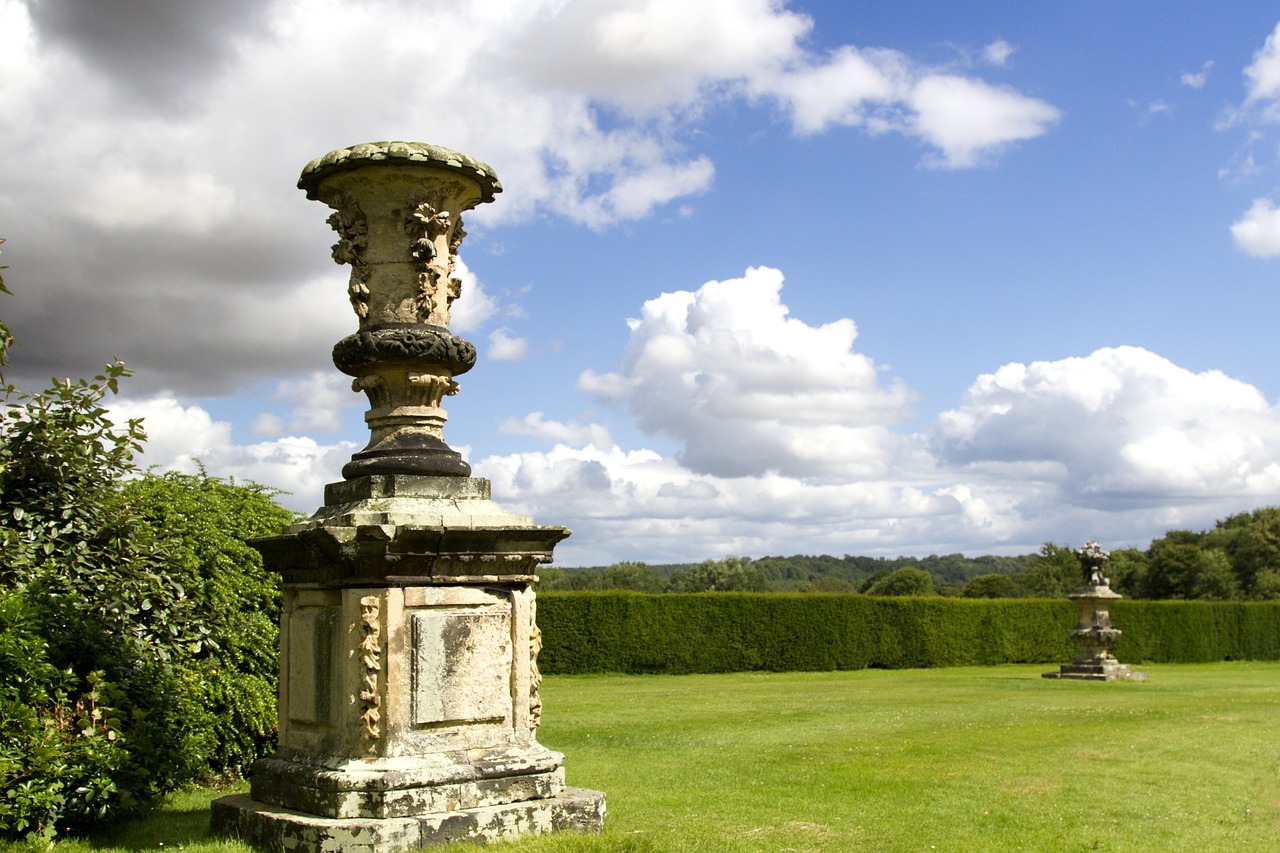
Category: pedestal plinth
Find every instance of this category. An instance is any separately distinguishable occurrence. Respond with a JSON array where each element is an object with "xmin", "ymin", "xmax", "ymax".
[{"xmin": 210, "ymin": 477, "xmax": 606, "ymax": 850}]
